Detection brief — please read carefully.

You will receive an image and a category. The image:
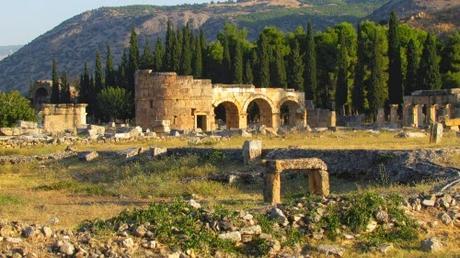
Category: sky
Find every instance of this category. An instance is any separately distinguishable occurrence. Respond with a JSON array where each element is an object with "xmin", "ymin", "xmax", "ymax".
[{"xmin": 0, "ymin": 0, "xmax": 211, "ymax": 46}]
